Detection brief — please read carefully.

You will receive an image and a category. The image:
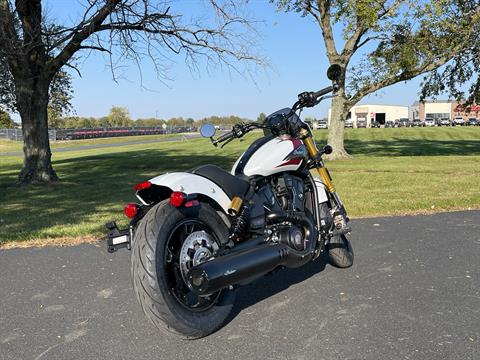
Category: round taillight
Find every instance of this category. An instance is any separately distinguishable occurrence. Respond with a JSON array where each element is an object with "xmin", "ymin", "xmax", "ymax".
[
  {"xmin": 134, "ymin": 181, "xmax": 151, "ymax": 191},
  {"xmin": 170, "ymin": 191, "xmax": 186, "ymax": 207},
  {"xmin": 124, "ymin": 203, "xmax": 138, "ymax": 218}
]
